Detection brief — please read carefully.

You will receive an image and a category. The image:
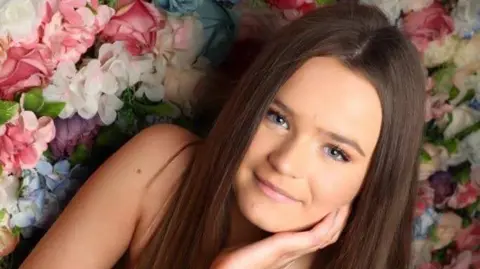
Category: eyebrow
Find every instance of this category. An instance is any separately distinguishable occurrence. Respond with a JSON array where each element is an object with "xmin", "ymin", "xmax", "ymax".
[{"xmin": 272, "ymin": 99, "xmax": 366, "ymax": 157}]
